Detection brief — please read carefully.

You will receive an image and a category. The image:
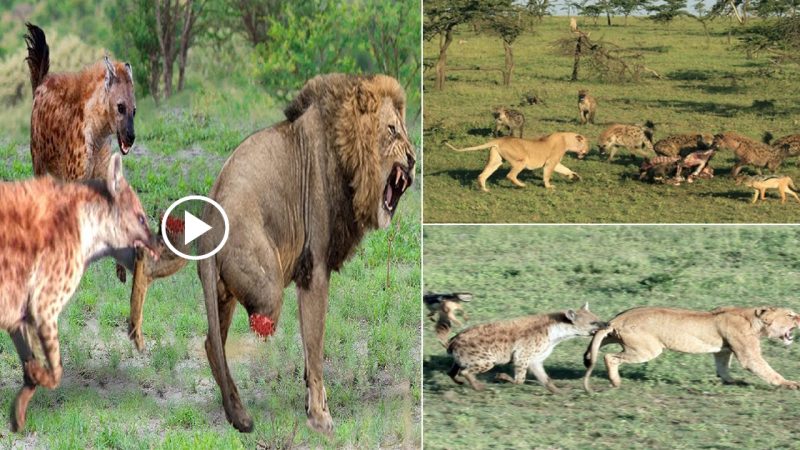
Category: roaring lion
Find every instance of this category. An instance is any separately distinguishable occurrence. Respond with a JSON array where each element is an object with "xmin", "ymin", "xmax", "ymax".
[
  {"xmin": 196, "ymin": 74, "xmax": 415, "ymax": 433},
  {"xmin": 583, "ymin": 306, "xmax": 800, "ymax": 393},
  {"xmin": 445, "ymin": 133, "xmax": 589, "ymax": 191}
]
